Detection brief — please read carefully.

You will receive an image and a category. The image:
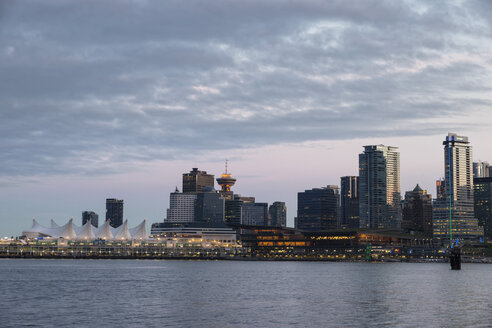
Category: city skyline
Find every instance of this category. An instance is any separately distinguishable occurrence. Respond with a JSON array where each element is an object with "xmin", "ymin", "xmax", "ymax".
[{"xmin": 2, "ymin": 1, "xmax": 492, "ymax": 236}]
